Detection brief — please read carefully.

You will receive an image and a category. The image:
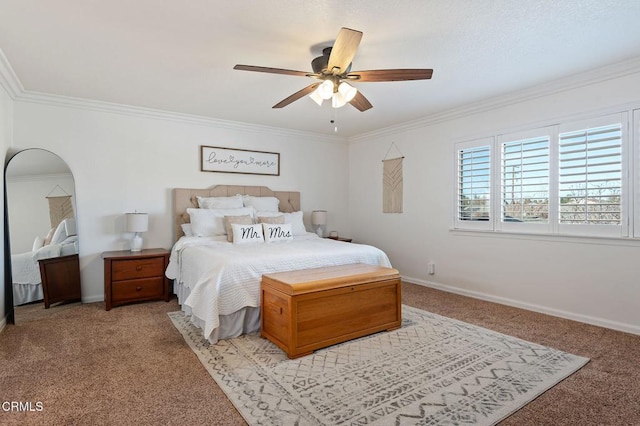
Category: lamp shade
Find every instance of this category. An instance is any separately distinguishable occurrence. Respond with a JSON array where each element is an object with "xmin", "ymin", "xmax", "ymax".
[
  {"xmin": 331, "ymin": 92, "xmax": 347, "ymax": 108},
  {"xmin": 311, "ymin": 210, "xmax": 327, "ymax": 226},
  {"xmin": 317, "ymin": 80, "xmax": 334, "ymax": 100},
  {"xmin": 309, "ymin": 89, "xmax": 324, "ymax": 106},
  {"xmin": 338, "ymin": 81, "xmax": 357, "ymax": 102},
  {"xmin": 126, "ymin": 212, "xmax": 149, "ymax": 233}
]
